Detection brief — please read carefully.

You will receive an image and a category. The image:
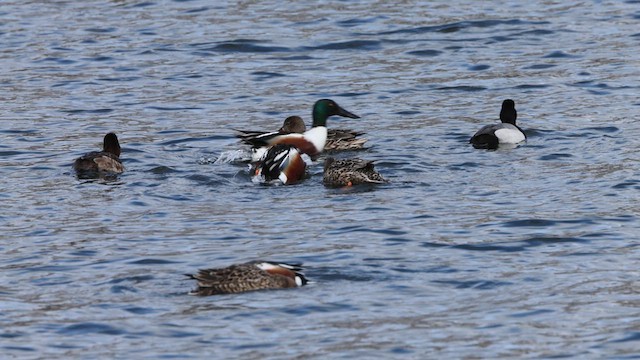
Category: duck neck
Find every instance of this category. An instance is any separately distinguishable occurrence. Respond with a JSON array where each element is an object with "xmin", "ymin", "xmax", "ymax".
[
  {"xmin": 500, "ymin": 109, "xmax": 517, "ymax": 125},
  {"xmin": 312, "ymin": 107, "xmax": 328, "ymax": 128},
  {"xmin": 104, "ymin": 141, "xmax": 121, "ymax": 157}
]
